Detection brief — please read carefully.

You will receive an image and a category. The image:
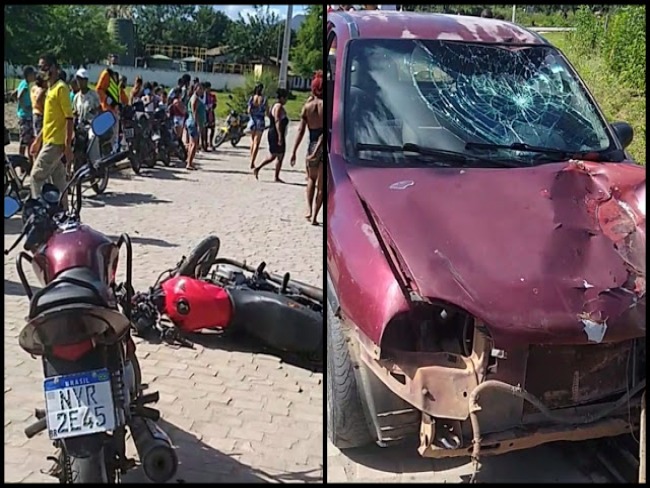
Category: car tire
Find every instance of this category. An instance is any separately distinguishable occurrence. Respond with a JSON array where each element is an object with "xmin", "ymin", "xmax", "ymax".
[{"xmin": 327, "ymin": 307, "xmax": 373, "ymax": 449}]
